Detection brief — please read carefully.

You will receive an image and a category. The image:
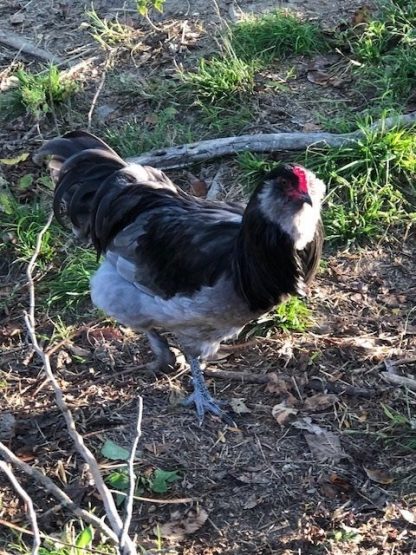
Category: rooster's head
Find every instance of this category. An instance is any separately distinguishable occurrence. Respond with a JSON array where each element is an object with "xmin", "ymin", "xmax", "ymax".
[{"xmin": 256, "ymin": 163, "xmax": 326, "ymax": 250}]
